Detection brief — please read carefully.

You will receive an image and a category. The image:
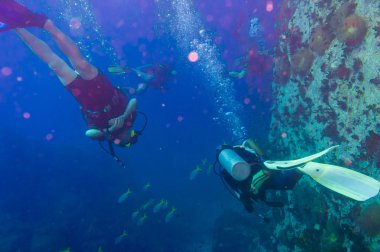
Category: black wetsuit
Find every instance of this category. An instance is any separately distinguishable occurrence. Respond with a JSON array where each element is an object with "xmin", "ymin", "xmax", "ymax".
[{"xmin": 221, "ymin": 146, "xmax": 303, "ymax": 213}]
